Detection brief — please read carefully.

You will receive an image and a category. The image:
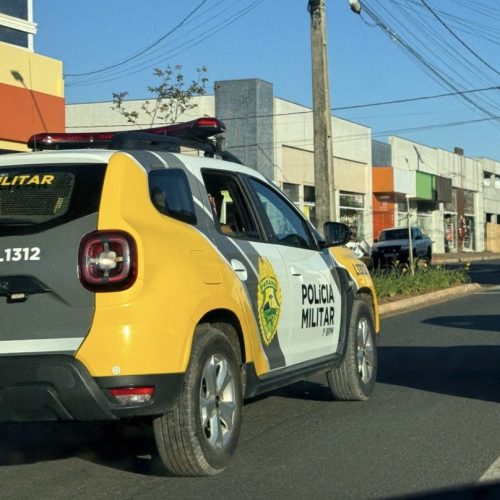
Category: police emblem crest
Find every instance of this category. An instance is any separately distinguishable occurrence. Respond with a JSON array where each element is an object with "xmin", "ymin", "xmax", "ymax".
[{"xmin": 257, "ymin": 257, "xmax": 282, "ymax": 346}]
